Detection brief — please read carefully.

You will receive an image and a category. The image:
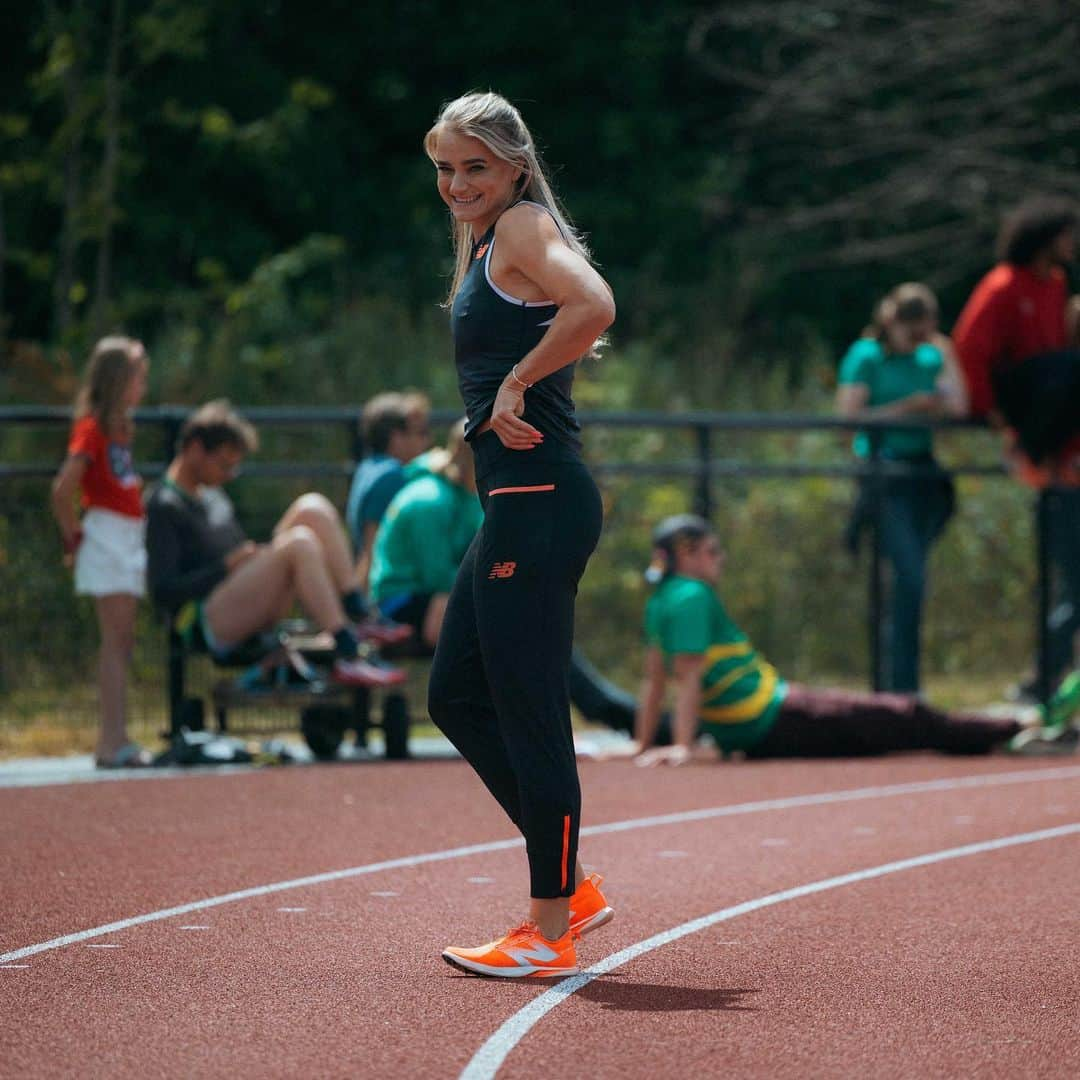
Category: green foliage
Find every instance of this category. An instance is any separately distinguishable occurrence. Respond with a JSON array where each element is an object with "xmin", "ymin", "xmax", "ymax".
[{"xmin": 4, "ymin": 0, "xmax": 1077, "ymax": 380}]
